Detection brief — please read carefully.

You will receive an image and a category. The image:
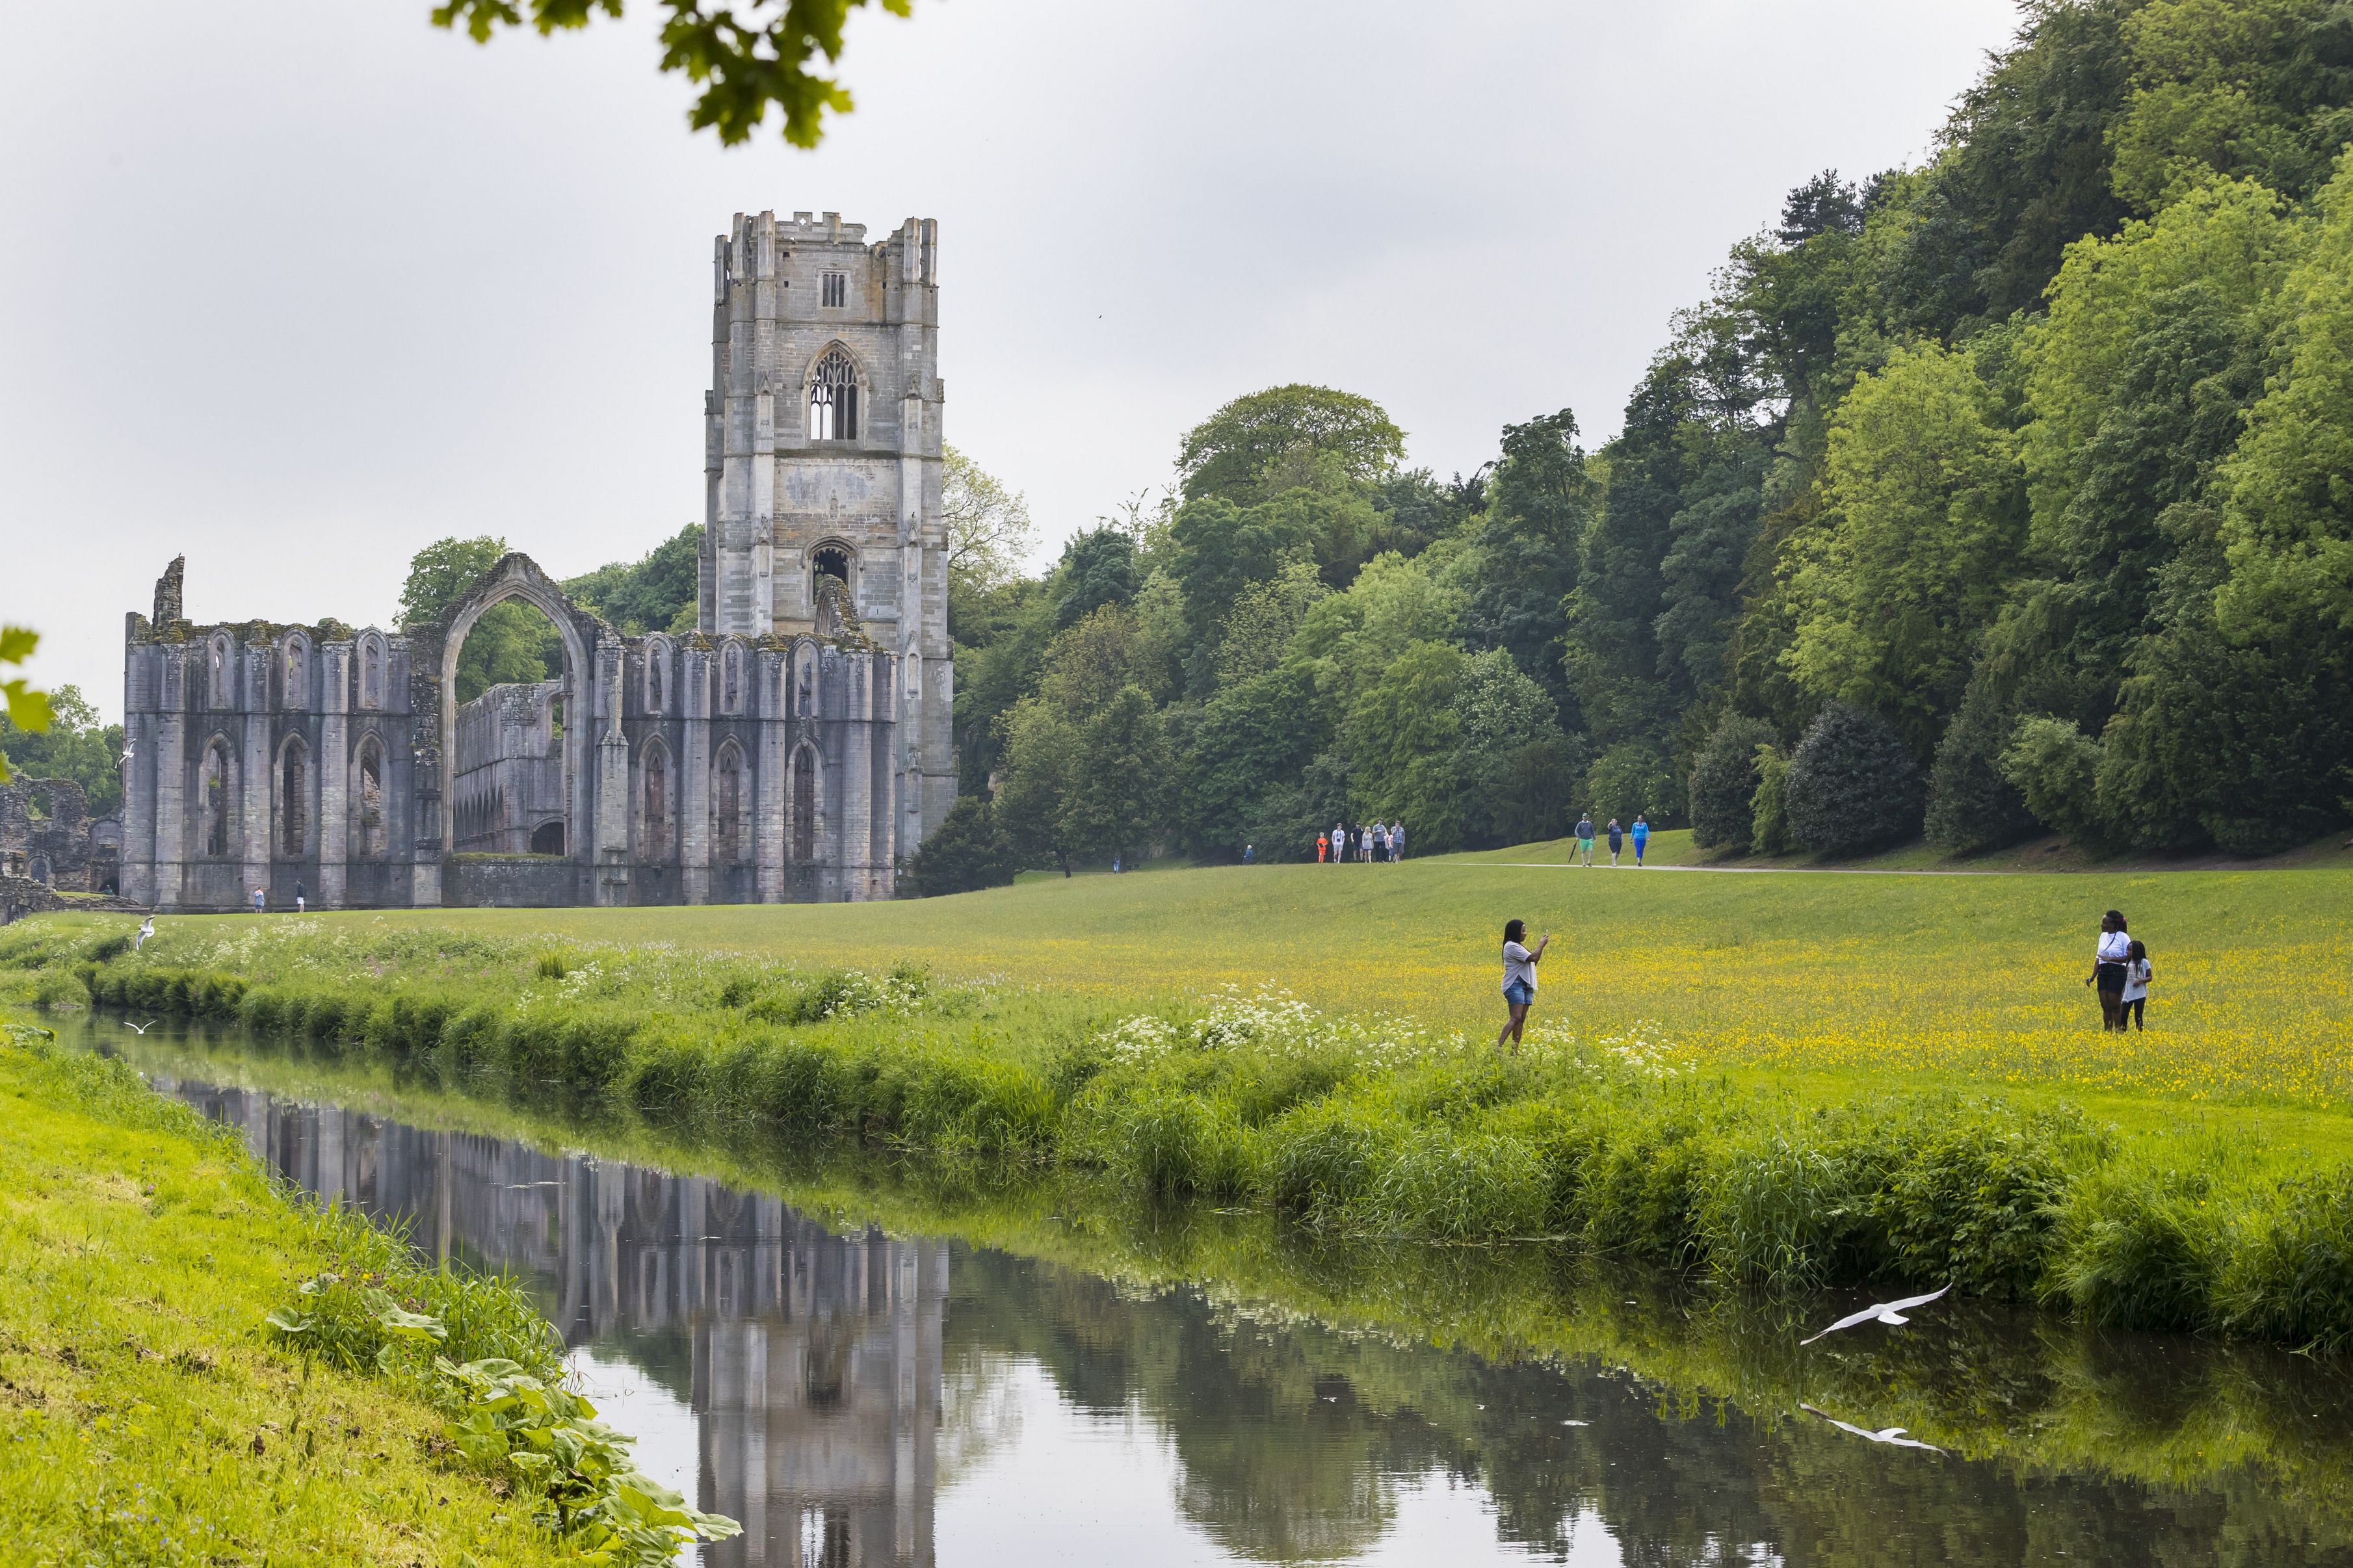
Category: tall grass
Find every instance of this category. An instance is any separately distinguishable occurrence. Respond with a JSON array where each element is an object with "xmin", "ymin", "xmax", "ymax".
[{"xmin": 14, "ymin": 913, "xmax": 2353, "ymax": 1349}]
